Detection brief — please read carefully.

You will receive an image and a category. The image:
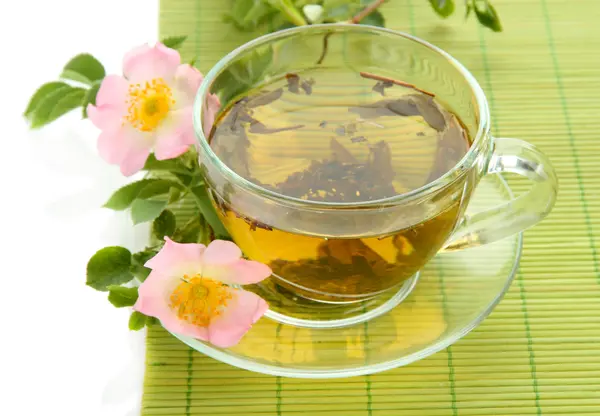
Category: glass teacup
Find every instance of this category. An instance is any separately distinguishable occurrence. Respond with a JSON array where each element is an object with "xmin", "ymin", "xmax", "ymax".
[{"xmin": 193, "ymin": 24, "xmax": 557, "ymax": 305}]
